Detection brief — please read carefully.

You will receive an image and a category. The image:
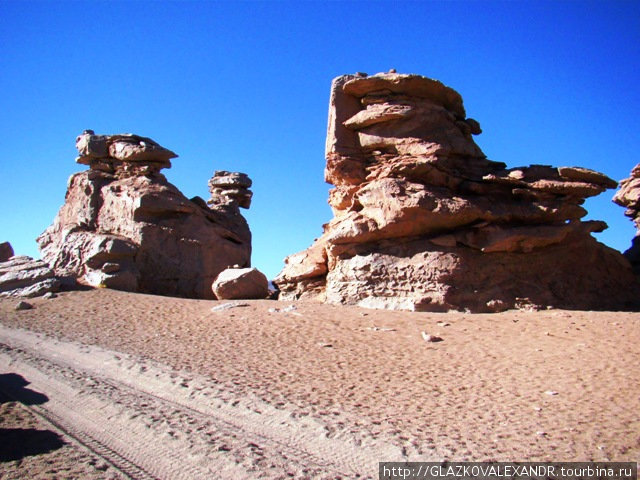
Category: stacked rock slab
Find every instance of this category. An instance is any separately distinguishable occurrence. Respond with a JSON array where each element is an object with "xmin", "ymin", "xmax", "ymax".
[
  {"xmin": 275, "ymin": 72, "xmax": 639, "ymax": 312},
  {"xmin": 0, "ymin": 255, "xmax": 60, "ymax": 298},
  {"xmin": 613, "ymin": 164, "xmax": 640, "ymax": 273},
  {"xmin": 208, "ymin": 171, "xmax": 253, "ymax": 209},
  {"xmin": 37, "ymin": 131, "xmax": 252, "ymax": 299}
]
